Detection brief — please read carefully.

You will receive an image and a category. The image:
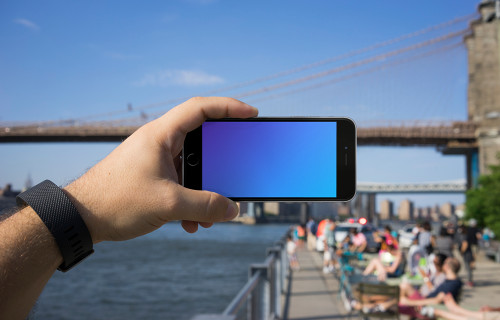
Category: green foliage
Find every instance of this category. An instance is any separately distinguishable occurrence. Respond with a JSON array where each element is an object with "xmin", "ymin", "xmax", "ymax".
[{"xmin": 466, "ymin": 160, "xmax": 500, "ymax": 238}]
